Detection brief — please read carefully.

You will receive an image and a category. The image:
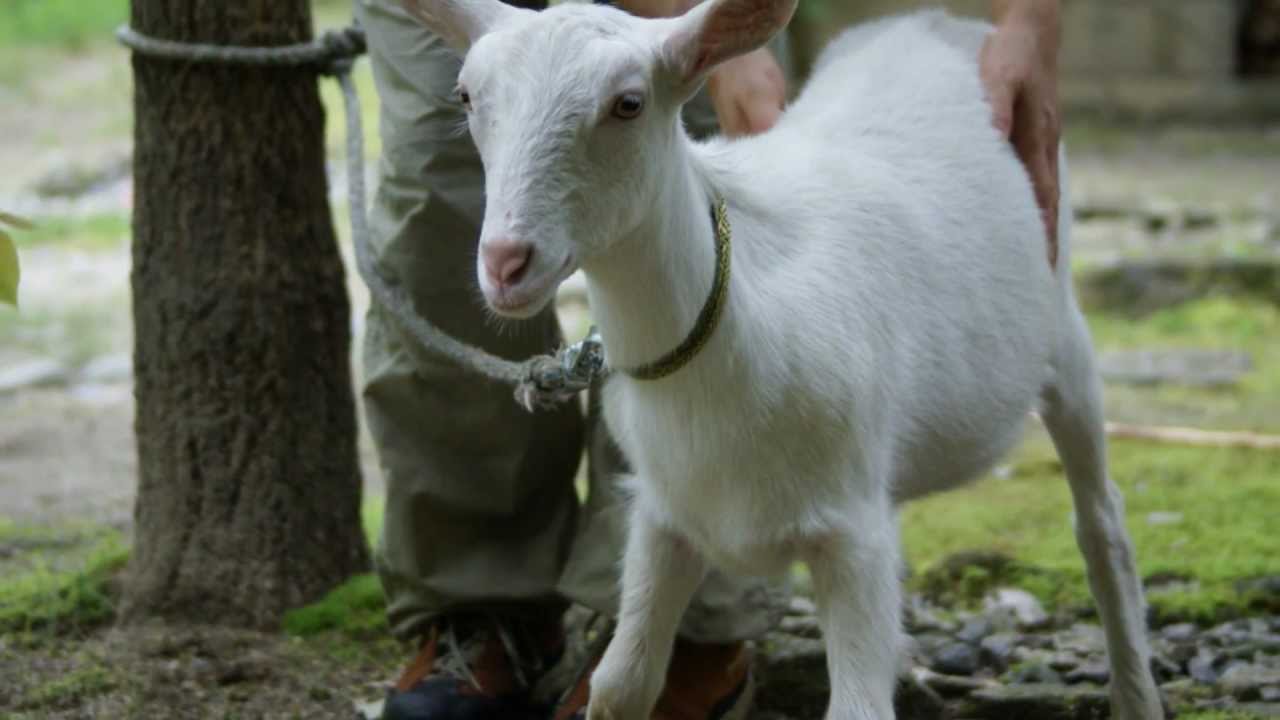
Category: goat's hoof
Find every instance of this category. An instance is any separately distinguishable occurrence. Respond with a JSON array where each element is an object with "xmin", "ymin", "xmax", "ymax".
[{"xmin": 584, "ymin": 702, "xmax": 619, "ymax": 720}]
